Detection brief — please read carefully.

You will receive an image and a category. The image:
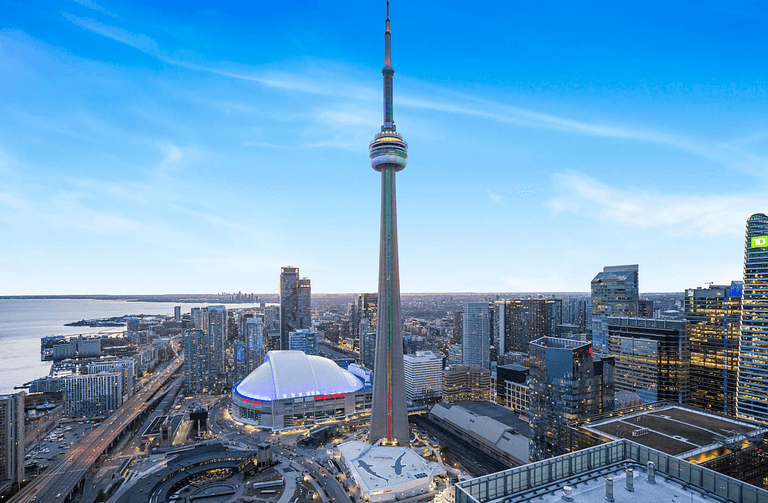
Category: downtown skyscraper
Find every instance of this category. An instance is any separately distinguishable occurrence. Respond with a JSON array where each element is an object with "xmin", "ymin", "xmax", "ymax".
[
  {"xmin": 591, "ymin": 264, "xmax": 639, "ymax": 352},
  {"xmin": 738, "ymin": 213, "xmax": 768, "ymax": 423},
  {"xmin": 280, "ymin": 266, "xmax": 311, "ymax": 350},
  {"xmin": 369, "ymin": 1, "xmax": 409, "ymax": 446}
]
